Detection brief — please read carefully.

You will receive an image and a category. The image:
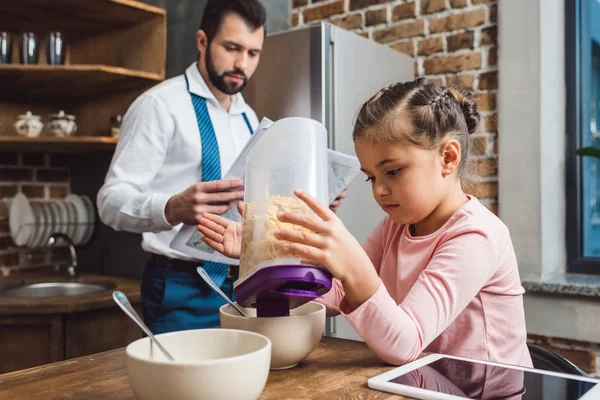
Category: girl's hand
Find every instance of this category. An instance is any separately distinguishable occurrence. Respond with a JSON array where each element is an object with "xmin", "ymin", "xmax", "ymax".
[
  {"xmin": 275, "ymin": 189, "xmax": 380, "ymax": 309},
  {"xmin": 197, "ymin": 201, "xmax": 244, "ymax": 259}
]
